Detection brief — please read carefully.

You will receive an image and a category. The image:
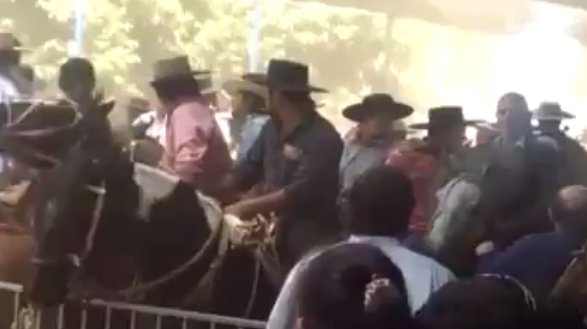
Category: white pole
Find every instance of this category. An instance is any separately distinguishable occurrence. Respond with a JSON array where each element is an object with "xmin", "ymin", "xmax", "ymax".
[
  {"xmin": 69, "ymin": 0, "xmax": 86, "ymax": 56},
  {"xmin": 247, "ymin": 0, "xmax": 262, "ymax": 72}
]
